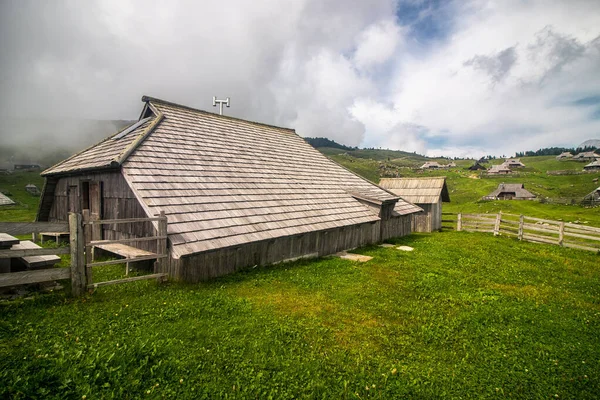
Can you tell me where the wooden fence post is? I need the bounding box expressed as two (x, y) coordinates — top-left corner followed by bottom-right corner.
(154, 211), (168, 280)
(493, 212), (502, 236)
(518, 215), (524, 241)
(82, 210), (93, 286)
(558, 222), (565, 246)
(457, 213), (462, 231)
(69, 213), (86, 297)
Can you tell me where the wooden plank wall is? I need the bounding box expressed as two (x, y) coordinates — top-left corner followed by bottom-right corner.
(413, 203), (433, 232)
(381, 215), (412, 241)
(48, 172), (156, 252)
(169, 221), (381, 282)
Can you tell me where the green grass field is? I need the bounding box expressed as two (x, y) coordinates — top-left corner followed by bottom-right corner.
(0, 158), (599, 398)
(2, 233), (599, 398)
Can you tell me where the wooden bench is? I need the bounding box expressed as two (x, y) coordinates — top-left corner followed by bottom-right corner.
(11, 241), (61, 269)
(94, 243), (159, 275)
(39, 232), (70, 245)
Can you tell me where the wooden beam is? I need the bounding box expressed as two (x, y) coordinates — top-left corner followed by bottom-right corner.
(88, 236), (167, 247)
(0, 247), (70, 259)
(87, 273), (168, 289)
(0, 222), (69, 236)
(83, 217), (167, 225)
(87, 254), (167, 268)
(0, 268), (70, 288)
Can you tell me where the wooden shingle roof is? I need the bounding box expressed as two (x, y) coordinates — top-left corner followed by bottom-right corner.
(114, 96), (420, 258)
(0, 192), (15, 206)
(41, 117), (160, 176)
(379, 177), (450, 204)
(485, 183), (536, 199)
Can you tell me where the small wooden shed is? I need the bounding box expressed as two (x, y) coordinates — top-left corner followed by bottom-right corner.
(420, 162), (443, 170)
(582, 186), (600, 205)
(573, 152), (599, 161)
(583, 160), (600, 171)
(504, 159), (525, 168)
(0, 192), (15, 206)
(483, 183), (536, 200)
(37, 96), (422, 282)
(556, 152), (573, 160)
(487, 164), (512, 175)
(379, 177), (450, 232)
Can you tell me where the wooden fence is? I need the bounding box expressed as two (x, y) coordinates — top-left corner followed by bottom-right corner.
(457, 212), (600, 253)
(0, 212), (168, 296)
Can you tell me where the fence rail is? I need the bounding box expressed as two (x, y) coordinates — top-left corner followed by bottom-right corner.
(0, 212), (169, 296)
(456, 212), (600, 253)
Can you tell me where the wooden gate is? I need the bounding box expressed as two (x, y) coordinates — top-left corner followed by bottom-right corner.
(82, 211), (169, 290)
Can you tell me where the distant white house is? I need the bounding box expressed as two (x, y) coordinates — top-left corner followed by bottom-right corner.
(504, 158), (525, 168)
(584, 159), (600, 171)
(420, 161), (443, 169)
(487, 164), (512, 175)
(573, 151), (599, 161)
(556, 152), (573, 160)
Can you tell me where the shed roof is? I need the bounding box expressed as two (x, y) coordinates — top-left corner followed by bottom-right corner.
(487, 164), (512, 174)
(421, 161), (443, 169)
(485, 183), (536, 199)
(583, 186), (600, 201)
(379, 177), (450, 204)
(43, 96), (421, 258)
(584, 160), (600, 169)
(0, 192), (15, 206)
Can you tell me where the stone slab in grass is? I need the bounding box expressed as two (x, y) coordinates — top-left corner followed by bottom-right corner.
(397, 246), (414, 251)
(335, 251), (373, 262)
(379, 244), (395, 248)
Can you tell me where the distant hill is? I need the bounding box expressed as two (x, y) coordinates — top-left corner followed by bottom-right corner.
(304, 137), (430, 161)
(304, 137), (356, 151)
(578, 139), (600, 149)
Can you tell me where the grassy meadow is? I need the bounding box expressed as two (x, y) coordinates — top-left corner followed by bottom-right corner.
(0, 156), (599, 398)
(2, 233), (599, 398)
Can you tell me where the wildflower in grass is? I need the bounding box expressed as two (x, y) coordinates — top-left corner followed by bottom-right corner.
(180, 379), (184, 384)
(391, 368), (397, 374)
(82, 396), (86, 399)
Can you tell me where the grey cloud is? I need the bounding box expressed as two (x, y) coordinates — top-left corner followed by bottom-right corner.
(464, 46), (517, 83)
(0, 0), (395, 149)
(527, 26), (586, 82)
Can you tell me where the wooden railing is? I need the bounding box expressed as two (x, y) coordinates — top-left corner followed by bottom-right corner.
(0, 212), (169, 296)
(82, 210), (168, 290)
(457, 212), (600, 253)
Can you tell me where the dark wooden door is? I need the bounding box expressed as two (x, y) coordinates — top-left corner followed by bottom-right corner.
(68, 185), (79, 213)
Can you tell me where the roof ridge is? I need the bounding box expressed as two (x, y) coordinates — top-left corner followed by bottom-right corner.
(141, 95), (296, 134)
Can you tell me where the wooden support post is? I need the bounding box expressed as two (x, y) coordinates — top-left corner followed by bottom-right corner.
(32, 232), (39, 243)
(558, 222), (565, 246)
(69, 213), (86, 297)
(518, 215), (524, 241)
(457, 213), (462, 231)
(155, 211), (167, 277)
(494, 212), (502, 236)
(82, 210), (93, 286)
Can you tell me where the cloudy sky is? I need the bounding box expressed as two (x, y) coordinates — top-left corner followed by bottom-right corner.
(1, 0), (599, 158)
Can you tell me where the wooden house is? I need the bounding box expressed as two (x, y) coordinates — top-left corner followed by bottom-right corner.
(582, 186), (600, 205)
(482, 183), (536, 200)
(487, 164), (512, 175)
(467, 162), (486, 171)
(573, 151), (599, 161)
(504, 159), (525, 168)
(583, 159), (600, 171)
(379, 177), (449, 232)
(556, 152), (573, 160)
(37, 96), (422, 282)
(420, 161), (443, 169)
